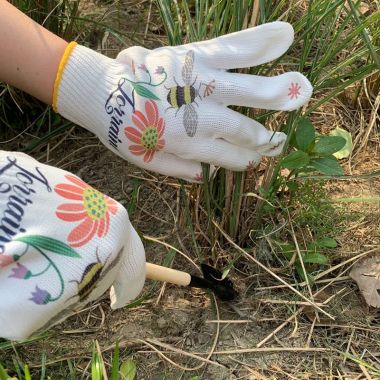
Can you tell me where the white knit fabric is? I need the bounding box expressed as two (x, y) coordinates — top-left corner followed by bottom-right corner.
(56, 22), (313, 182)
(0, 151), (145, 340)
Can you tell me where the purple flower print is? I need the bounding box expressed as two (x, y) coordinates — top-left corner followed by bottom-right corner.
(9, 263), (32, 279)
(29, 286), (51, 305)
(155, 66), (165, 75)
(138, 64), (149, 73)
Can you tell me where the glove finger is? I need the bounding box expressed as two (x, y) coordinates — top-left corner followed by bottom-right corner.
(109, 139), (207, 182)
(214, 71), (312, 110)
(170, 139), (263, 171)
(178, 21), (294, 70)
(197, 105), (286, 155)
(110, 221), (146, 309)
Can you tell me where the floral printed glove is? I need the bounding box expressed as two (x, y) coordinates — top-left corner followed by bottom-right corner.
(0, 151), (145, 341)
(53, 22), (312, 182)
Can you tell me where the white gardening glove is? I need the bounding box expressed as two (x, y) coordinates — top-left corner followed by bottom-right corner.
(0, 151), (145, 341)
(54, 22), (312, 182)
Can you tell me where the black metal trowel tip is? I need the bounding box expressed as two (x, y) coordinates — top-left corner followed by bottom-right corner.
(200, 264), (237, 301)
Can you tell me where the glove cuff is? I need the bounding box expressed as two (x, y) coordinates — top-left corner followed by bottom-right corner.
(52, 41), (78, 112)
(53, 43), (130, 146)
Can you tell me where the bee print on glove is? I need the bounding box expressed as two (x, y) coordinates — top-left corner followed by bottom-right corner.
(166, 51), (215, 137)
(33, 247), (125, 336)
(69, 248), (123, 303)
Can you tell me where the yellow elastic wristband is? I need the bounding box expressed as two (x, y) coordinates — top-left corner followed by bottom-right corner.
(52, 41), (78, 112)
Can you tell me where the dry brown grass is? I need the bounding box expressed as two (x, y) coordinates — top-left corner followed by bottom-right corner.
(1, 0), (380, 379)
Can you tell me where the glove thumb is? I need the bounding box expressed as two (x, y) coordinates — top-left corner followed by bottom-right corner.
(109, 220), (146, 309)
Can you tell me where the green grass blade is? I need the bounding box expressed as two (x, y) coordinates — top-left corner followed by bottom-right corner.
(110, 340), (120, 380)
(346, 0), (380, 69)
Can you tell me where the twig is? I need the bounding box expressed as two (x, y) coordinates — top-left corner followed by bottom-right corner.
(288, 211), (313, 300)
(138, 338), (223, 369)
(343, 328), (355, 365)
(259, 299), (324, 307)
(205, 347), (329, 355)
(255, 277), (350, 291)
(306, 316), (317, 348)
(143, 235), (200, 273)
(256, 311), (301, 348)
(206, 319), (253, 324)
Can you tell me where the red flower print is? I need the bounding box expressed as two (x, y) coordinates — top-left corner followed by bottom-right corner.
(288, 82), (301, 100)
(125, 100), (165, 163)
(55, 175), (119, 247)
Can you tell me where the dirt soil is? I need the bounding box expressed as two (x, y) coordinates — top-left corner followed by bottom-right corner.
(1, 1), (380, 379)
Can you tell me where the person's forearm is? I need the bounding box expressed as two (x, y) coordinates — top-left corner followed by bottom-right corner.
(0, 0), (68, 104)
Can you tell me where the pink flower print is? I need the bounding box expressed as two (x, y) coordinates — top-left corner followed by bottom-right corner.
(125, 100), (165, 163)
(288, 82), (301, 100)
(30, 286), (51, 305)
(194, 173), (203, 182)
(9, 263), (31, 279)
(55, 175), (119, 247)
(0, 254), (15, 268)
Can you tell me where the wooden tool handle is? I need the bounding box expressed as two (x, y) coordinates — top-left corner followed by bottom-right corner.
(145, 263), (191, 286)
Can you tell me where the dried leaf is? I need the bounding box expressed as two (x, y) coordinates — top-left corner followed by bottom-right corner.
(303, 290), (331, 323)
(350, 255), (380, 308)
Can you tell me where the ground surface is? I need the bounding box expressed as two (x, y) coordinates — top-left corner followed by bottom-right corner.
(1, 1), (380, 379)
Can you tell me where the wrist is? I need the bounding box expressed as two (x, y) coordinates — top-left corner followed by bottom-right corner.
(54, 43), (132, 148)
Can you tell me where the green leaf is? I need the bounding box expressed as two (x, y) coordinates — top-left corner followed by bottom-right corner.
(132, 83), (160, 100)
(316, 237), (337, 248)
(0, 363), (10, 380)
(189, 377), (201, 380)
(221, 267), (231, 281)
(310, 156), (344, 175)
(286, 180), (299, 192)
(330, 127), (353, 159)
(15, 235), (80, 258)
(127, 178), (140, 217)
(296, 118), (315, 151)
(120, 359), (136, 380)
(281, 151), (310, 170)
(303, 252), (328, 265)
(110, 341), (120, 380)
(314, 136), (346, 156)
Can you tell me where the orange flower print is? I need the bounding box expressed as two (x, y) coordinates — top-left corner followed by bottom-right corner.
(55, 175), (118, 247)
(125, 100), (165, 163)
